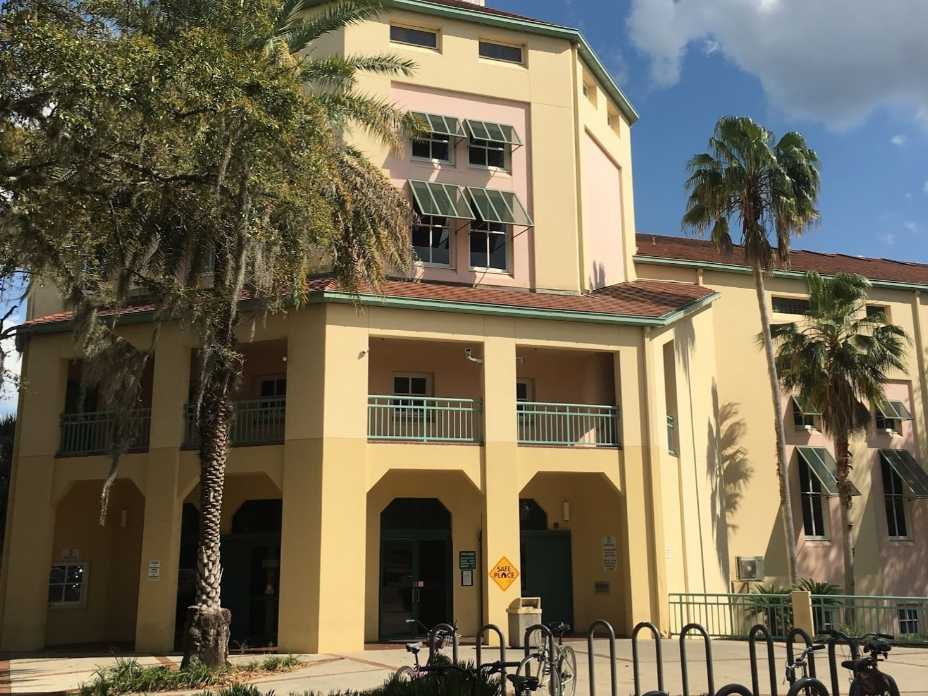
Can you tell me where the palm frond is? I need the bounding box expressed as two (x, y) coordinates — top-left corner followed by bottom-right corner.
(275, 0), (383, 55)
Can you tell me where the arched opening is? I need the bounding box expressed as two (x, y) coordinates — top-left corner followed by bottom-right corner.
(379, 498), (452, 641)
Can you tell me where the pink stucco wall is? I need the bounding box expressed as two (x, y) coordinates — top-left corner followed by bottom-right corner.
(386, 83), (533, 289)
(580, 132), (625, 290)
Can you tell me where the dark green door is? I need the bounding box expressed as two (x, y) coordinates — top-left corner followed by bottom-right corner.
(520, 530), (574, 627)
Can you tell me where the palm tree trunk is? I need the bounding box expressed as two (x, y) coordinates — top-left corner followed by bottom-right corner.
(835, 435), (855, 596)
(753, 264), (799, 584)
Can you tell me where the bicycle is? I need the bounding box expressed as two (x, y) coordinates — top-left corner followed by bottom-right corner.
(518, 622), (577, 696)
(396, 620), (464, 682)
(826, 630), (900, 696)
(785, 643), (830, 696)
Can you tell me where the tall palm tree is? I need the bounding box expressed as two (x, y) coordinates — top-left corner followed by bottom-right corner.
(683, 116), (821, 584)
(773, 272), (907, 594)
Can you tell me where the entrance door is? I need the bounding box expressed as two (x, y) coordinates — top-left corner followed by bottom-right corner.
(521, 530), (574, 627)
(379, 498), (452, 641)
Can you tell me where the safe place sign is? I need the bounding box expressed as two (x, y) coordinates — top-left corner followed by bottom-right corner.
(489, 556), (519, 591)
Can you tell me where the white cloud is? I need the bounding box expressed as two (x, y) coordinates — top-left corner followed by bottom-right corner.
(0, 315), (21, 416)
(627, 0), (928, 129)
(891, 135), (907, 146)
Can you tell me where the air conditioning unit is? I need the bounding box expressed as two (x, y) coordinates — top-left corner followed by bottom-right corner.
(736, 556), (765, 582)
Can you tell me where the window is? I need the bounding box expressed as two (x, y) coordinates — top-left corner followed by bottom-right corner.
(390, 25), (438, 49)
(412, 215), (452, 266)
(899, 607), (920, 635)
(48, 562), (87, 606)
(798, 458), (827, 538)
(470, 220), (508, 271)
(607, 108), (621, 134)
(866, 304), (889, 322)
(582, 78), (597, 105)
(882, 457), (909, 538)
(876, 400), (911, 433)
(516, 380), (533, 402)
(479, 41), (523, 64)
(412, 133), (453, 163)
(259, 377), (286, 398)
(393, 374), (430, 399)
(792, 397), (821, 431)
(772, 297), (811, 315)
(469, 139), (508, 169)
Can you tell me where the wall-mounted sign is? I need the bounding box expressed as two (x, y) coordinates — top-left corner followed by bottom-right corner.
(601, 536), (618, 572)
(461, 570), (474, 587)
(147, 560), (161, 580)
(459, 551), (477, 571)
(489, 556), (519, 591)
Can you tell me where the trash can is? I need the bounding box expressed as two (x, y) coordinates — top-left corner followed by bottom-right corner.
(507, 597), (542, 648)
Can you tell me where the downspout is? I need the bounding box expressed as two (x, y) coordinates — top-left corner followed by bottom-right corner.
(913, 290), (928, 461)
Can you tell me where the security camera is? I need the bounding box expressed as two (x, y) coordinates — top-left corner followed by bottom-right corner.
(464, 347), (483, 364)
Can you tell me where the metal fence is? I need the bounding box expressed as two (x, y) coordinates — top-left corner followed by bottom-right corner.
(184, 397), (286, 448)
(669, 592), (793, 639)
(367, 396), (482, 444)
(517, 402), (620, 448)
(810, 594), (928, 643)
(58, 408), (151, 456)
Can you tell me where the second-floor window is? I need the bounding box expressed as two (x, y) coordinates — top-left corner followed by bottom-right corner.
(798, 458), (827, 538)
(772, 296), (811, 315)
(882, 457), (909, 538)
(470, 220), (508, 271)
(479, 41), (523, 64)
(412, 132), (453, 163)
(876, 400), (911, 433)
(469, 138), (509, 169)
(390, 25), (438, 49)
(412, 215), (451, 266)
(792, 396), (821, 431)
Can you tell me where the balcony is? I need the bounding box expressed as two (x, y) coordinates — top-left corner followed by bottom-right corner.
(368, 396), (482, 444)
(58, 409), (151, 457)
(183, 397), (286, 448)
(517, 402), (619, 448)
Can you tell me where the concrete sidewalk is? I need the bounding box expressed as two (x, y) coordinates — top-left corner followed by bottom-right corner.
(3, 640), (928, 695)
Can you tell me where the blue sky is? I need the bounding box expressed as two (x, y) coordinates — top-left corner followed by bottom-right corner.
(495, 0), (928, 263)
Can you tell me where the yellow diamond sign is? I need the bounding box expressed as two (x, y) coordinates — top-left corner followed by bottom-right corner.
(489, 555), (519, 591)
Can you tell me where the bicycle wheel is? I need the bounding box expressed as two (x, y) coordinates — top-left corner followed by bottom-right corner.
(555, 646), (577, 696)
(848, 672), (901, 696)
(715, 685), (753, 696)
(395, 666), (416, 683)
(518, 653), (552, 695)
(786, 677), (830, 696)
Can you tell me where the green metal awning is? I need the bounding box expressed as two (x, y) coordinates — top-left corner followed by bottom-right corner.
(796, 447), (861, 497)
(464, 119), (523, 147)
(880, 450), (928, 498)
(792, 396), (821, 416)
(408, 181), (475, 220)
(466, 187), (533, 227)
(410, 112), (467, 139)
(876, 400), (912, 420)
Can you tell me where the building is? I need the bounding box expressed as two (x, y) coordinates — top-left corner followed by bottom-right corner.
(1, 0), (927, 654)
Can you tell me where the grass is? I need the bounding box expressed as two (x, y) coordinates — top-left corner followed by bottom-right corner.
(79, 655), (302, 696)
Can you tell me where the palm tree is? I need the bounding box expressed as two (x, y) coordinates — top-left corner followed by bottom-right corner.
(772, 272), (907, 594)
(683, 116), (821, 584)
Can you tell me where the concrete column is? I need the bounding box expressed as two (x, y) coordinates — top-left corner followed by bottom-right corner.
(480, 334), (521, 637)
(0, 337), (68, 649)
(134, 331), (190, 652)
(616, 343), (667, 633)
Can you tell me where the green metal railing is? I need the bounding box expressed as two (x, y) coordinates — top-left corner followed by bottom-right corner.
(58, 408), (151, 457)
(517, 401), (619, 448)
(368, 396), (482, 443)
(184, 397), (286, 448)
(667, 415), (677, 454)
(811, 594), (928, 643)
(669, 592), (792, 639)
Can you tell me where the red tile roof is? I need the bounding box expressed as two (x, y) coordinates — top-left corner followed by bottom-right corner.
(635, 234), (928, 287)
(22, 277), (715, 331)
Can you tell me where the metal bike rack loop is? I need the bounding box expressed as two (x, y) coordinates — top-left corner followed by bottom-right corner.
(824, 632), (860, 696)
(524, 623), (556, 696)
(586, 620), (618, 696)
(679, 623), (714, 696)
(431, 622), (460, 664)
(476, 623), (508, 673)
(631, 621), (665, 696)
(785, 627), (816, 684)
(747, 624), (777, 696)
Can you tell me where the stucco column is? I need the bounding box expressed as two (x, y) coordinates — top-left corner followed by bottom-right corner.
(616, 343), (668, 633)
(480, 334), (521, 638)
(0, 338), (68, 649)
(134, 331), (189, 652)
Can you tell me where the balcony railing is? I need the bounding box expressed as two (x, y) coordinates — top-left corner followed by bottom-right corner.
(58, 409), (151, 457)
(184, 397), (286, 448)
(368, 396), (482, 444)
(517, 402), (620, 448)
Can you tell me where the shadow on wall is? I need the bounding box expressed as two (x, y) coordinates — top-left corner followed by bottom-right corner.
(589, 261), (606, 292)
(707, 387), (754, 581)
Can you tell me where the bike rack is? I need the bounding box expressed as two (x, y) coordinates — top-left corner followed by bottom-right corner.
(586, 620), (618, 696)
(631, 621), (665, 696)
(431, 622), (460, 664)
(475, 623), (507, 674)
(524, 623), (556, 695)
(785, 627), (816, 684)
(679, 623), (714, 696)
(747, 624), (777, 696)
(824, 632), (861, 696)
